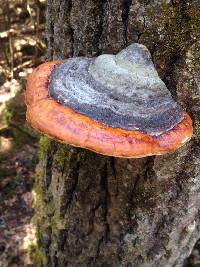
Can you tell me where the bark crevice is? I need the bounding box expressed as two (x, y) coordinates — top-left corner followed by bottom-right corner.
(122, 0), (132, 45)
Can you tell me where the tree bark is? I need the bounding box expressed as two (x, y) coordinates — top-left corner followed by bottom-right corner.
(33, 1), (200, 266)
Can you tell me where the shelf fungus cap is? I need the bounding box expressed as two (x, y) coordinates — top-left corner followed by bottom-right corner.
(26, 44), (192, 158)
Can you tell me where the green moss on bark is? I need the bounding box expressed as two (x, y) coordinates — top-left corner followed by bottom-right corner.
(161, 1), (200, 55)
(29, 243), (48, 267)
(161, 1), (190, 55)
(31, 136), (72, 266)
(38, 135), (52, 161)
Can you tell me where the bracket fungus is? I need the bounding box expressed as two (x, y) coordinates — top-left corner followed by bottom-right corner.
(26, 43), (192, 158)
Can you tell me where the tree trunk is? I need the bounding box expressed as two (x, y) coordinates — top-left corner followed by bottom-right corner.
(33, 1), (200, 266)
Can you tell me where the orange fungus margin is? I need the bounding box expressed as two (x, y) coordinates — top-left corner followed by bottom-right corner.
(26, 61), (193, 158)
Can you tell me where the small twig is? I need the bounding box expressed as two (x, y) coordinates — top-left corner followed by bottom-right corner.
(13, 60), (33, 72)
(5, 0), (14, 78)
(9, 36), (14, 79)
(34, 3), (40, 62)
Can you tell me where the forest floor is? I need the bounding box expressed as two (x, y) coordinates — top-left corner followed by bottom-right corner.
(0, 141), (37, 266)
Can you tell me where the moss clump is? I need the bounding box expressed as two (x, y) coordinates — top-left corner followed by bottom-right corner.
(161, 1), (200, 56)
(28, 243), (48, 267)
(38, 135), (52, 161)
(52, 208), (70, 234)
(53, 143), (70, 172)
(161, 1), (191, 55)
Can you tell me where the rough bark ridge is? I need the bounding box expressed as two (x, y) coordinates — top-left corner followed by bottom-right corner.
(34, 1), (200, 266)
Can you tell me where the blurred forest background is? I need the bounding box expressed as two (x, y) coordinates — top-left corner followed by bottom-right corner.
(0, 0), (199, 267)
(0, 0), (45, 266)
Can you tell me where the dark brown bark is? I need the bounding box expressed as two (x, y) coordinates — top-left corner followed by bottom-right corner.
(34, 1), (200, 266)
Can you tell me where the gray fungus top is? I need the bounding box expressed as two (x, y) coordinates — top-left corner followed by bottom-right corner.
(48, 43), (184, 136)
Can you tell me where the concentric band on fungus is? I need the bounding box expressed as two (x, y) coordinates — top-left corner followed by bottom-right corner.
(26, 61), (193, 158)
